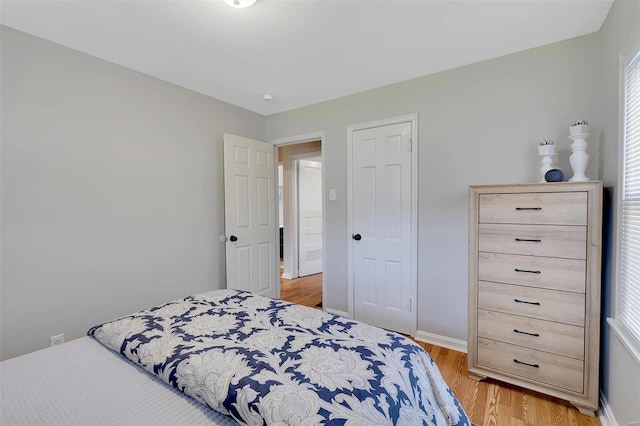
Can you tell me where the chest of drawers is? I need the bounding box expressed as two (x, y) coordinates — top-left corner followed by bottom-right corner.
(468, 182), (602, 416)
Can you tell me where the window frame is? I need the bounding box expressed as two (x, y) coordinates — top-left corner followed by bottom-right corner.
(609, 42), (640, 366)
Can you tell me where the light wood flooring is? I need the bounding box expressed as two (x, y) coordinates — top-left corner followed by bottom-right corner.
(280, 272), (323, 308)
(280, 273), (601, 426)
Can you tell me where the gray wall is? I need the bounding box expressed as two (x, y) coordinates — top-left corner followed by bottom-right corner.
(267, 34), (599, 341)
(0, 26), (266, 360)
(597, 0), (640, 424)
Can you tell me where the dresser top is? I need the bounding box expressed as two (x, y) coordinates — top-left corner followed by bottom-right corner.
(470, 181), (602, 194)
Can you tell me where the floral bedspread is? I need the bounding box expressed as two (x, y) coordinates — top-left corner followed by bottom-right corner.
(88, 289), (469, 425)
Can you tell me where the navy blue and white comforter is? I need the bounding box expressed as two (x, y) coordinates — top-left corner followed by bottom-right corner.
(88, 289), (469, 425)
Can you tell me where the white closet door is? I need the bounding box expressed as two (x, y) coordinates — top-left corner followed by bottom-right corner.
(351, 121), (413, 334)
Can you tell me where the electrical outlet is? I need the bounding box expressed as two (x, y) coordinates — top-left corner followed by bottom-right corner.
(49, 334), (65, 347)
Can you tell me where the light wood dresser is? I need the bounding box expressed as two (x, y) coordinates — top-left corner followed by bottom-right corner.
(468, 182), (602, 416)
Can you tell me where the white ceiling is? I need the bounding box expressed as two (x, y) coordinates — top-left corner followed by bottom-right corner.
(0, 0), (613, 116)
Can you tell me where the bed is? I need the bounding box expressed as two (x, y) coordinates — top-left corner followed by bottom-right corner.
(1, 289), (470, 425)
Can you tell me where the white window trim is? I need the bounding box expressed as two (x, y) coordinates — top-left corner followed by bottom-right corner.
(607, 318), (640, 365)
(611, 43), (640, 367)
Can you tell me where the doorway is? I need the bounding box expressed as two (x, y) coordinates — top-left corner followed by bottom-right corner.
(272, 134), (325, 309)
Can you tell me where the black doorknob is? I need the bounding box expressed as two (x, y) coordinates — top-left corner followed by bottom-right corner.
(352, 234), (362, 241)
(229, 235), (238, 242)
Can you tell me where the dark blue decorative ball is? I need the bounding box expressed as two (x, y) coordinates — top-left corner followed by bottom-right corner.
(545, 169), (564, 182)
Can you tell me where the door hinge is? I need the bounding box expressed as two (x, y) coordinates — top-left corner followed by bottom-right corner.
(407, 139), (412, 152)
(406, 298), (412, 312)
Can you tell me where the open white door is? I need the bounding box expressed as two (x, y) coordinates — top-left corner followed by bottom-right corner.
(298, 158), (323, 277)
(224, 133), (278, 299)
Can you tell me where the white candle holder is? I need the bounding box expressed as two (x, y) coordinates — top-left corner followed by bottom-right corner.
(569, 132), (590, 182)
(539, 153), (556, 182)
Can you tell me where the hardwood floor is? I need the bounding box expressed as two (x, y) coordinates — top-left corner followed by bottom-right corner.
(280, 272), (322, 309)
(280, 273), (601, 426)
(419, 342), (601, 426)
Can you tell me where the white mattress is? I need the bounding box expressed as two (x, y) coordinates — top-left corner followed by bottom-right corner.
(0, 336), (238, 425)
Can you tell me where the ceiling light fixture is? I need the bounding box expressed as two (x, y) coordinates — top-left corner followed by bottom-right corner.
(262, 94), (274, 102)
(223, 0), (257, 8)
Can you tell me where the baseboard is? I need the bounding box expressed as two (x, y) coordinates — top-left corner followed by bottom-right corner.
(281, 272), (293, 280)
(598, 390), (618, 426)
(325, 308), (350, 318)
(414, 330), (467, 353)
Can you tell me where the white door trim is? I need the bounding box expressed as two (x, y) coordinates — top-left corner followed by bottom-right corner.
(270, 132), (326, 304)
(346, 114), (418, 334)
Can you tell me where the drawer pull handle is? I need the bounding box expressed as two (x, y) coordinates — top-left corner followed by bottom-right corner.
(514, 298), (541, 306)
(515, 238), (542, 243)
(513, 359), (539, 368)
(514, 268), (541, 274)
(514, 329), (540, 337)
(515, 207), (542, 211)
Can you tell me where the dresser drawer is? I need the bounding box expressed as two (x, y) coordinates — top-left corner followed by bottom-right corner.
(478, 338), (584, 393)
(477, 309), (585, 360)
(479, 223), (587, 259)
(478, 252), (586, 293)
(478, 281), (585, 326)
(479, 192), (587, 225)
